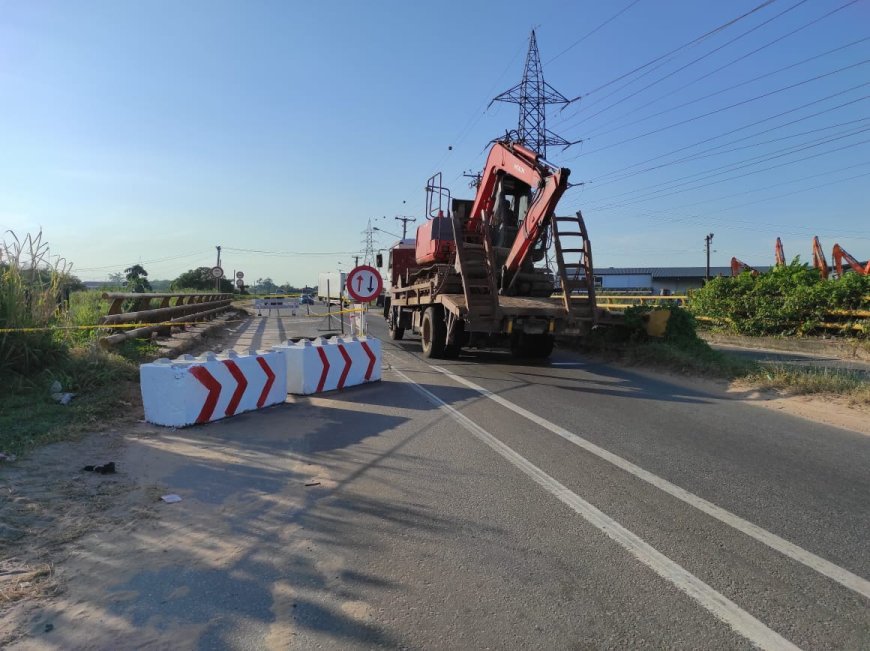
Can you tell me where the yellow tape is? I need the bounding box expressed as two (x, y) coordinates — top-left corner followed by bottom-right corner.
(0, 308), (369, 333)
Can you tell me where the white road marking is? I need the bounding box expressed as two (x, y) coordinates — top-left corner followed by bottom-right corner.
(428, 363), (870, 601)
(393, 367), (801, 651)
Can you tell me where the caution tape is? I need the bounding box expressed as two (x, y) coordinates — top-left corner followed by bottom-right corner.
(0, 308), (370, 334)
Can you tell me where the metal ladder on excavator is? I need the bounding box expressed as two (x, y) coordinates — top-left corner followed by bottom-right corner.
(552, 210), (596, 320)
(453, 215), (500, 329)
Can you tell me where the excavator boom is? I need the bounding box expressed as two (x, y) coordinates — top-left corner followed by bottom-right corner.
(812, 236), (829, 280)
(466, 140), (570, 275)
(832, 243), (870, 277)
(730, 257), (757, 276)
(774, 237), (785, 266)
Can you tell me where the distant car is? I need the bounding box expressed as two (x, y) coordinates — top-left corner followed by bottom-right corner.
(300, 295), (314, 305)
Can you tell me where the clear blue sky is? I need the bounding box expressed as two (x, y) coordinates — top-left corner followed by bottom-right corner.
(1, 0), (868, 285)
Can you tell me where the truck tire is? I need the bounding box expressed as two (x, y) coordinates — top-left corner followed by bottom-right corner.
(388, 308), (404, 340)
(510, 333), (554, 360)
(443, 319), (466, 359)
(421, 306), (446, 359)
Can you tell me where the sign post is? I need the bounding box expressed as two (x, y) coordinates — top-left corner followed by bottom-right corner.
(346, 265), (382, 337)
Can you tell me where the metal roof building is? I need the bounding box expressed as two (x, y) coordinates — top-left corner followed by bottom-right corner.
(594, 266), (771, 293)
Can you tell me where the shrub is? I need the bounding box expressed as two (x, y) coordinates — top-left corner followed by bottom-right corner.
(689, 260), (870, 336)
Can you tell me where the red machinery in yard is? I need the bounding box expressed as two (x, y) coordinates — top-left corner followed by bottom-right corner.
(832, 243), (870, 278)
(382, 138), (599, 359)
(730, 257), (758, 276)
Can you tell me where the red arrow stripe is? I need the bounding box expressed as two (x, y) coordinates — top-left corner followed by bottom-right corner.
(222, 360), (248, 416)
(256, 357), (276, 407)
(360, 342), (376, 380)
(315, 347), (330, 393)
(337, 345), (352, 389)
(190, 366), (221, 424)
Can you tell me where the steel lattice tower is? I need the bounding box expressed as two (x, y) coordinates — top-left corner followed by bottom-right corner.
(491, 30), (571, 158)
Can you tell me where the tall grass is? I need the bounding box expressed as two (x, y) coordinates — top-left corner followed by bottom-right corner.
(0, 231), (69, 377)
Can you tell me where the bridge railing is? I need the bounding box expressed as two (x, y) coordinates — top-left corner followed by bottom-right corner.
(99, 292), (233, 346)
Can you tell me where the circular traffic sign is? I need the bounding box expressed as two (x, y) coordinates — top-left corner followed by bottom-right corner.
(211, 266), (224, 279)
(346, 265), (383, 302)
(236, 271), (244, 279)
(236, 279), (244, 288)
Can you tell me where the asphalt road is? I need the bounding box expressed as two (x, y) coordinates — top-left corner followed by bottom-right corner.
(18, 310), (870, 650)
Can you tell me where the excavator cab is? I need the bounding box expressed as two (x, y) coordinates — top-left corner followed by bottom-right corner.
(415, 172), (457, 265)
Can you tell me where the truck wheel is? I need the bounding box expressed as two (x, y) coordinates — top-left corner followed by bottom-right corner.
(421, 306), (446, 359)
(443, 320), (466, 359)
(531, 334), (554, 359)
(388, 308), (404, 340)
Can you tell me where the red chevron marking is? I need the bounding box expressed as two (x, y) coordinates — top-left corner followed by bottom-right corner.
(256, 357), (276, 407)
(337, 345), (352, 390)
(316, 347), (330, 393)
(360, 342), (376, 381)
(190, 366), (221, 424)
(222, 360), (248, 416)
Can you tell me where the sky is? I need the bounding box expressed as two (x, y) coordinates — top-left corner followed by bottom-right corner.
(1, 0), (868, 285)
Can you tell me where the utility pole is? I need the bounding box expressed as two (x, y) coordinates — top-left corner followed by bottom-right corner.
(394, 216), (416, 240)
(215, 245), (222, 291)
(705, 233), (714, 282)
(361, 219), (375, 265)
(353, 255), (360, 267)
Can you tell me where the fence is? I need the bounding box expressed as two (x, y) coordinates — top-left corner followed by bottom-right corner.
(99, 292), (233, 346)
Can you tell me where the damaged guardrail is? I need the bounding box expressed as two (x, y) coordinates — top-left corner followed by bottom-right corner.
(99, 292), (233, 346)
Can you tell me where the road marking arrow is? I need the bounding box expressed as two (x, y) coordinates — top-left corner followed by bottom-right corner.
(189, 366), (221, 424)
(222, 360), (248, 416)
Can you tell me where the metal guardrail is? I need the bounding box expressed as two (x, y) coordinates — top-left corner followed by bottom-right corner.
(99, 292), (233, 346)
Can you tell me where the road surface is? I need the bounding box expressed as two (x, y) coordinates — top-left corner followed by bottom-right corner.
(14, 309), (870, 650)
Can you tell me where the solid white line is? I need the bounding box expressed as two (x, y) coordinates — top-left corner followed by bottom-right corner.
(428, 363), (870, 601)
(393, 368), (801, 651)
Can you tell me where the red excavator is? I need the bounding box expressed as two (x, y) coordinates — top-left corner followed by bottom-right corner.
(730, 257), (758, 276)
(812, 236), (829, 280)
(774, 237), (786, 267)
(383, 138), (597, 359)
(832, 243), (870, 278)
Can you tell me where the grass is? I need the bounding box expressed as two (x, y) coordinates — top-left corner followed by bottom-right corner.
(744, 364), (870, 406)
(582, 306), (870, 407)
(0, 345), (141, 456)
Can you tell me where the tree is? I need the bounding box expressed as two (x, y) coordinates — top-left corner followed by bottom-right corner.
(124, 264), (152, 293)
(171, 267), (234, 292)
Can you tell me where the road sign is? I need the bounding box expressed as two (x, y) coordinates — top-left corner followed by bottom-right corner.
(211, 266), (224, 279)
(346, 265), (383, 302)
(236, 271), (244, 279)
(236, 279), (244, 288)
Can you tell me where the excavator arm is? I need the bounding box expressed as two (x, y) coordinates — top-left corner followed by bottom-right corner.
(812, 236), (829, 280)
(774, 237), (785, 267)
(730, 257), (757, 276)
(466, 140), (570, 275)
(832, 244), (870, 277)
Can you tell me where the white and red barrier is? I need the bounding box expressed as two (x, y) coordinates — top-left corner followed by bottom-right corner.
(272, 336), (381, 395)
(140, 350), (287, 427)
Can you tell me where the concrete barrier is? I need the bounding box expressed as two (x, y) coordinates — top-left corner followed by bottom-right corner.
(254, 297), (299, 316)
(140, 350), (287, 427)
(272, 336), (381, 395)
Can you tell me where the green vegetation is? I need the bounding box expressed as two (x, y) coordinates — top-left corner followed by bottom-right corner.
(689, 260), (870, 336)
(171, 267), (235, 292)
(585, 304), (870, 406)
(0, 231), (147, 455)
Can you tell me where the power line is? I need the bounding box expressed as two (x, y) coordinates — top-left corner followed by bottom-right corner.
(577, 130), (870, 211)
(565, 0), (779, 104)
(545, 0), (645, 64)
(74, 249), (212, 272)
(585, 36), (870, 140)
(585, 88), (870, 182)
(584, 115), (870, 191)
(222, 247), (363, 256)
(562, 0), (813, 131)
(565, 62), (870, 161)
